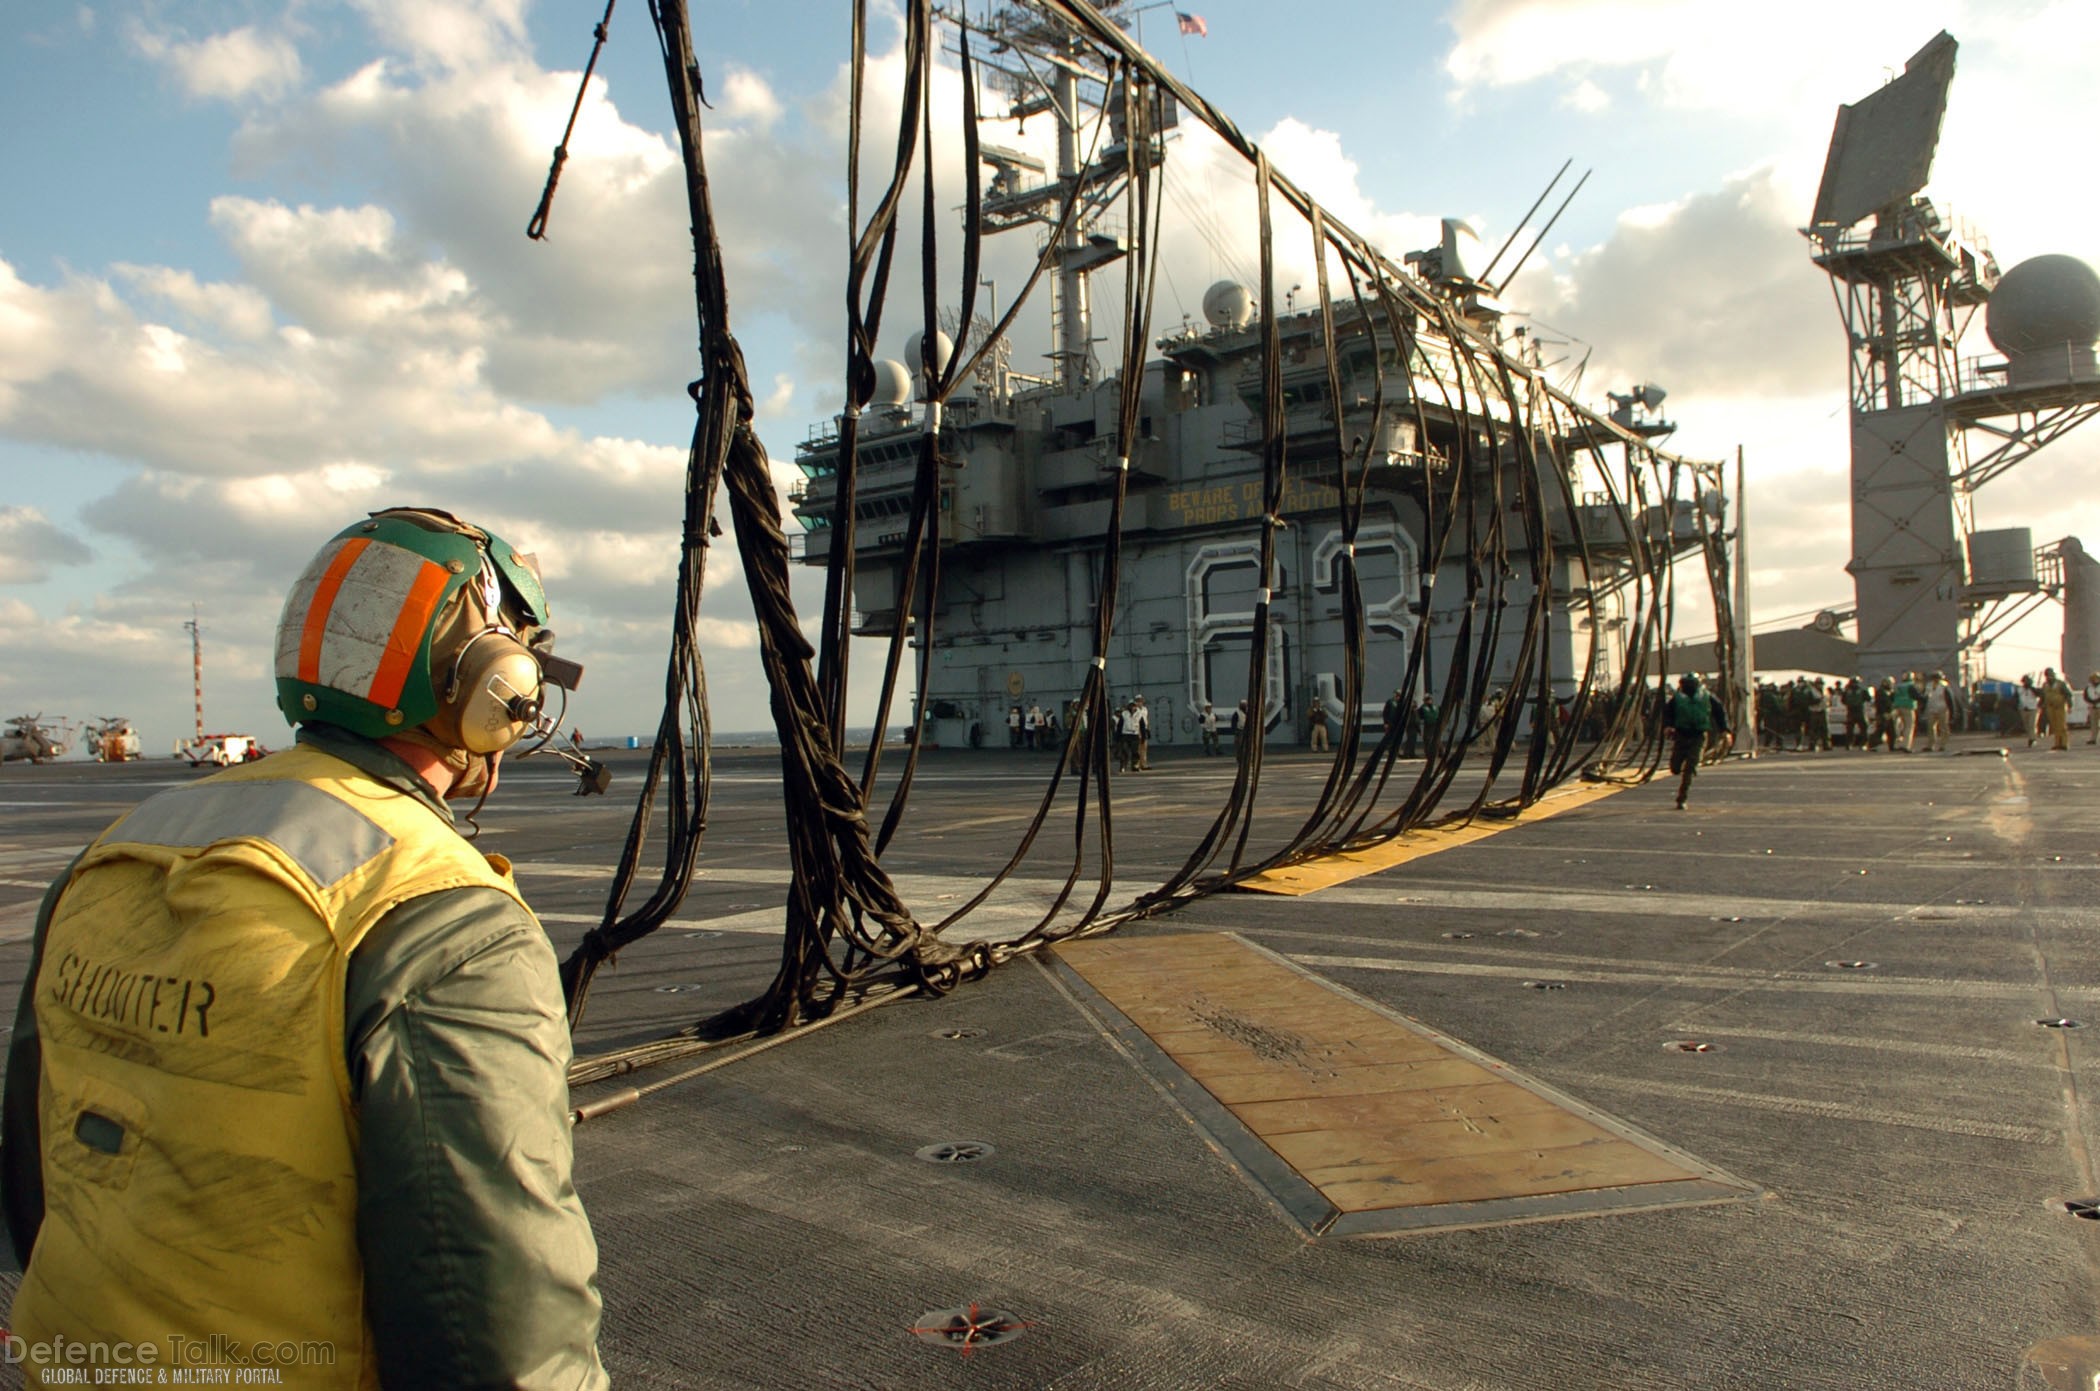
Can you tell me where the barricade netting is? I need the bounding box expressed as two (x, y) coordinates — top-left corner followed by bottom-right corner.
(552, 0), (1740, 1090)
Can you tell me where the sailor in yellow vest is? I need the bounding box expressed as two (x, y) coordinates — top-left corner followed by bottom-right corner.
(1, 509), (606, 1389)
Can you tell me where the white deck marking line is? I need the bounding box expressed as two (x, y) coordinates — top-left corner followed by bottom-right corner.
(1298, 882), (2030, 922)
(1557, 1071), (2051, 1145)
(1475, 839), (2052, 867)
(1242, 924), (2012, 984)
(1287, 951), (2100, 1002)
(537, 901), (1044, 944)
(1660, 1023), (2031, 1066)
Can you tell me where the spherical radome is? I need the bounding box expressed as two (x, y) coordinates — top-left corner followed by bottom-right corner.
(1986, 254), (2100, 357)
(1202, 280), (1253, 330)
(903, 329), (955, 375)
(870, 359), (913, 407)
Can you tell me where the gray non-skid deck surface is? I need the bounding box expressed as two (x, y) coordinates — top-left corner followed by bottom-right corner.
(2, 739), (2097, 1388)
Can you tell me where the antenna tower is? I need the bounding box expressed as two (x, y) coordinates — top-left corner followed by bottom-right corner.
(183, 604), (204, 740)
(955, 0), (1166, 391)
(1805, 32), (2100, 681)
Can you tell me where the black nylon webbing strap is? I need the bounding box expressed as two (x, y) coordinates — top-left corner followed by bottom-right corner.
(535, 0), (1736, 1089)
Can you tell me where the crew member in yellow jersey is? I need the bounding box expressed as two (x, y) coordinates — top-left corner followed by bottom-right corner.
(1, 508), (606, 1389)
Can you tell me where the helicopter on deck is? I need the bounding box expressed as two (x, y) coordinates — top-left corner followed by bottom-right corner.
(85, 717), (142, 763)
(2, 715), (71, 765)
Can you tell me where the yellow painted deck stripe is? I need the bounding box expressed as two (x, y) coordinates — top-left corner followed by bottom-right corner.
(1056, 932), (1705, 1216)
(1238, 778), (1630, 895)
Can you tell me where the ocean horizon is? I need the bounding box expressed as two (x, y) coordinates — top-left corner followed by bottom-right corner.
(590, 728), (904, 751)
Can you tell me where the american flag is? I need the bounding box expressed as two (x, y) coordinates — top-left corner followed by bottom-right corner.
(1176, 11), (1208, 37)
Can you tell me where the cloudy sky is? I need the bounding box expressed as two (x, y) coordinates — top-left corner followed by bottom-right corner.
(4, 0), (2095, 753)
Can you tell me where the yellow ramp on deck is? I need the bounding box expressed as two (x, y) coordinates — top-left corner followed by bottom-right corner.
(1054, 932), (1756, 1235)
(1239, 778), (1630, 895)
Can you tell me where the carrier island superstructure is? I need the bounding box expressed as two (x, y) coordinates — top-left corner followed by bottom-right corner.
(789, 2), (1713, 750)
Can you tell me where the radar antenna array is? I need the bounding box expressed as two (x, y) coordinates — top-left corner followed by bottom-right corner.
(1804, 31), (2100, 684)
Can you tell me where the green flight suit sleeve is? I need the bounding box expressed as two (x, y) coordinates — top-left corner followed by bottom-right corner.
(345, 887), (609, 1391)
(0, 864), (77, 1269)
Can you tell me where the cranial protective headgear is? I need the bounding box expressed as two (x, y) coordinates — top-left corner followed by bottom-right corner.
(273, 508), (580, 755)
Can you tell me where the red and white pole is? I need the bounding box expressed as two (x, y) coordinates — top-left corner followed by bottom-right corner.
(185, 606), (204, 740)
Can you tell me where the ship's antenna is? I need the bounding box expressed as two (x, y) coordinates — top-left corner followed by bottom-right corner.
(955, 1), (1147, 390)
(183, 603), (203, 740)
(1494, 166), (1590, 297)
(1477, 158), (1571, 287)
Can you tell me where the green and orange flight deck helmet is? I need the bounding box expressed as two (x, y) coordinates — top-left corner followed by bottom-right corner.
(272, 507), (580, 747)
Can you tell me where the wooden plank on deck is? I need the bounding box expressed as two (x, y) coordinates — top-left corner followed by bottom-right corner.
(1055, 931), (1757, 1233)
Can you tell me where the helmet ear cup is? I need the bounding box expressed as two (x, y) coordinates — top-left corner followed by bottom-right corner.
(446, 631), (544, 755)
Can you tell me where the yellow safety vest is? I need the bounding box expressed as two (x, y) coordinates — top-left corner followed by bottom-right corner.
(10, 745), (533, 1388)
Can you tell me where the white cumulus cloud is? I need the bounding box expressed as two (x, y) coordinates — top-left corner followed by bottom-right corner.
(133, 23), (304, 102)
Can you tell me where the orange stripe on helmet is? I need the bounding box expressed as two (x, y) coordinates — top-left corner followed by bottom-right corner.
(296, 537), (370, 685)
(366, 559), (453, 711)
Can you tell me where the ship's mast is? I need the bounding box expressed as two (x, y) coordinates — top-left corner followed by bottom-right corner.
(184, 603), (204, 740)
(959, 1), (1163, 392)
(1803, 35), (1980, 682)
(1805, 31), (2100, 684)
(1050, 54), (1089, 384)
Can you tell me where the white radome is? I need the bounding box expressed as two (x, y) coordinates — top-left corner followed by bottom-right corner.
(903, 329), (955, 376)
(1985, 254), (2100, 357)
(1202, 280), (1253, 331)
(869, 359), (913, 407)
